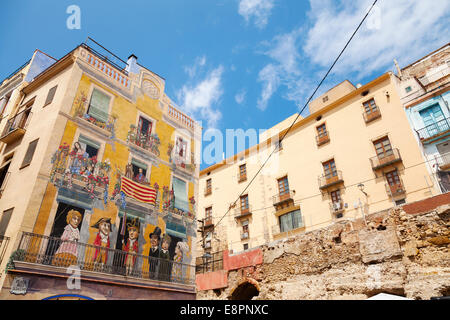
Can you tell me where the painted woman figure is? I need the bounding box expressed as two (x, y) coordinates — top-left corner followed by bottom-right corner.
(171, 241), (189, 283)
(92, 217), (111, 271)
(53, 210), (82, 267)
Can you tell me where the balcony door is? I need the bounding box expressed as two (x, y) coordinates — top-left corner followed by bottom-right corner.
(386, 169), (401, 187)
(373, 137), (393, 159)
(138, 116), (152, 140)
(419, 104), (446, 137)
(323, 159), (337, 179)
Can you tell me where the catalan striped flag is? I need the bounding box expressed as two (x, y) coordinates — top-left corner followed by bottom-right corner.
(120, 176), (157, 204)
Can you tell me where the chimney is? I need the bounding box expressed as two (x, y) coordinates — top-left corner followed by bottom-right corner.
(393, 59), (402, 78)
(126, 54), (138, 73)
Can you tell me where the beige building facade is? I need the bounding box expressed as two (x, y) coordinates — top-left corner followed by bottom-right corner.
(197, 71), (442, 258)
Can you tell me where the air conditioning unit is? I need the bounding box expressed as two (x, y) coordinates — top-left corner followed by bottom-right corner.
(333, 201), (341, 211)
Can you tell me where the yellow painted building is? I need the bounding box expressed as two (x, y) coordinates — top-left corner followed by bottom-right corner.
(0, 40), (200, 299)
(197, 72), (442, 258)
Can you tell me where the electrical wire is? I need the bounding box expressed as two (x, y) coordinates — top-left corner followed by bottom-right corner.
(207, 0), (380, 237)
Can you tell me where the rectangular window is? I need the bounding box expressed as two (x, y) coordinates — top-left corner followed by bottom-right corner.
(316, 123), (327, 137)
(205, 178), (212, 195)
(88, 88), (111, 123)
(205, 206), (212, 219)
(43, 86), (57, 107)
(173, 176), (188, 211)
(0, 96), (10, 117)
(240, 195), (249, 211)
(176, 137), (187, 159)
(277, 176), (289, 196)
(131, 158), (148, 183)
(78, 135), (100, 159)
(279, 209), (302, 233)
(20, 139), (39, 169)
(386, 169), (401, 186)
(0, 208), (13, 235)
(0, 161), (11, 196)
(243, 243), (249, 250)
(373, 136), (393, 159)
(138, 116), (153, 138)
(363, 98), (377, 114)
(239, 164), (247, 181)
(323, 159), (337, 179)
(330, 189), (342, 204)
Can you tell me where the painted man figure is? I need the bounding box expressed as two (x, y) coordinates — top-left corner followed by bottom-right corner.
(158, 233), (172, 281)
(148, 226), (161, 279)
(123, 218), (140, 276)
(92, 217), (111, 271)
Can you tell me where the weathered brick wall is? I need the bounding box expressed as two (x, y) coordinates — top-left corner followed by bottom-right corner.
(197, 196), (450, 300)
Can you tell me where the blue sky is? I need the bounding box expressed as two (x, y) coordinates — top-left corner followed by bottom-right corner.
(1, 0), (449, 168)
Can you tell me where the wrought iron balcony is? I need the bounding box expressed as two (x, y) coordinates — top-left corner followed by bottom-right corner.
(416, 118), (450, 144)
(363, 108), (381, 123)
(0, 235), (10, 268)
(13, 232), (195, 285)
(272, 190), (295, 207)
(319, 170), (344, 190)
(432, 153), (450, 171)
(370, 149), (402, 171)
(238, 173), (247, 183)
(0, 108), (32, 144)
(126, 125), (161, 157)
(234, 205), (252, 220)
(329, 201), (345, 218)
(240, 231), (249, 240)
(385, 181), (406, 198)
(316, 131), (330, 146)
(204, 186), (212, 196)
(204, 217), (214, 228)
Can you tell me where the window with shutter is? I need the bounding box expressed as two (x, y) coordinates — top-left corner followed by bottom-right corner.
(43, 86), (57, 107)
(20, 139), (39, 169)
(173, 176), (188, 211)
(0, 208), (13, 235)
(87, 89), (110, 123)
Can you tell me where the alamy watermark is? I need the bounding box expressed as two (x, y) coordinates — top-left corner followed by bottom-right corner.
(66, 5), (81, 30)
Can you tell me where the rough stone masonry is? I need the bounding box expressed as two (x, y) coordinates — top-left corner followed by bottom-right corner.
(197, 200), (450, 300)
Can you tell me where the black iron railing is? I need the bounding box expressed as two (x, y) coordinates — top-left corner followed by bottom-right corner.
(195, 251), (223, 274)
(234, 205), (252, 219)
(0, 108), (32, 139)
(1, 59), (30, 84)
(272, 190), (295, 205)
(15, 232), (195, 285)
(370, 148), (402, 170)
(0, 235), (10, 268)
(416, 118), (450, 142)
(319, 170), (344, 189)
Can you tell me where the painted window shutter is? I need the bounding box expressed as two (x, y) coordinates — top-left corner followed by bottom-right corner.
(44, 86), (57, 106)
(21, 139), (39, 168)
(88, 89), (110, 123)
(78, 135), (101, 150)
(173, 177), (189, 211)
(131, 158), (148, 171)
(0, 208), (13, 235)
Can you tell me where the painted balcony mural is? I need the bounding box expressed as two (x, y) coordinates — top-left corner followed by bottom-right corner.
(50, 142), (111, 201)
(73, 92), (117, 138)
(167, 143), (195, 174)
(126, 124), (161, 157)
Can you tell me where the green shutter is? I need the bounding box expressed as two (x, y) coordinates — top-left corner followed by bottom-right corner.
(173, 177), (189, 211)
(88, 89), (110, 123)
(78, 135), (101, 150)
(131, 158), (148, 171)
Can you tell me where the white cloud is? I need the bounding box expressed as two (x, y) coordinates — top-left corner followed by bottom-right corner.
(235, 89), (247, 105)
(238, 0), (275, 29)
(178, 65), (224, 128)
(255, 0), (450, 112)
(304, 0), (450, 78)
(256, 29), (303, 111)
(184, 55), (207, 78)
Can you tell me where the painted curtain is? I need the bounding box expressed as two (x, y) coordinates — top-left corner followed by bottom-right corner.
(173, 176), (189, 211)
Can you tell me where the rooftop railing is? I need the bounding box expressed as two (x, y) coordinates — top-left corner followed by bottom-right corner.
(14, 232), (195, 285)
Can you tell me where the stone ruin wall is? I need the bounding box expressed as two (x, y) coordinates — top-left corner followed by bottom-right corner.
(197, 202), (450, 300)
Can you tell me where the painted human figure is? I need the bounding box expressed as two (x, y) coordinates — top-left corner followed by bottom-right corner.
(92, 217), (111, 271)
(123, 219), (139, 276)
(53, 210), (82, 267)
(125, 163), (133, 179)
(148, 227), (161, 279)
(158, 234), (172, 281)
(134, 168), (146, 184)
(171, 241), (189, 283)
